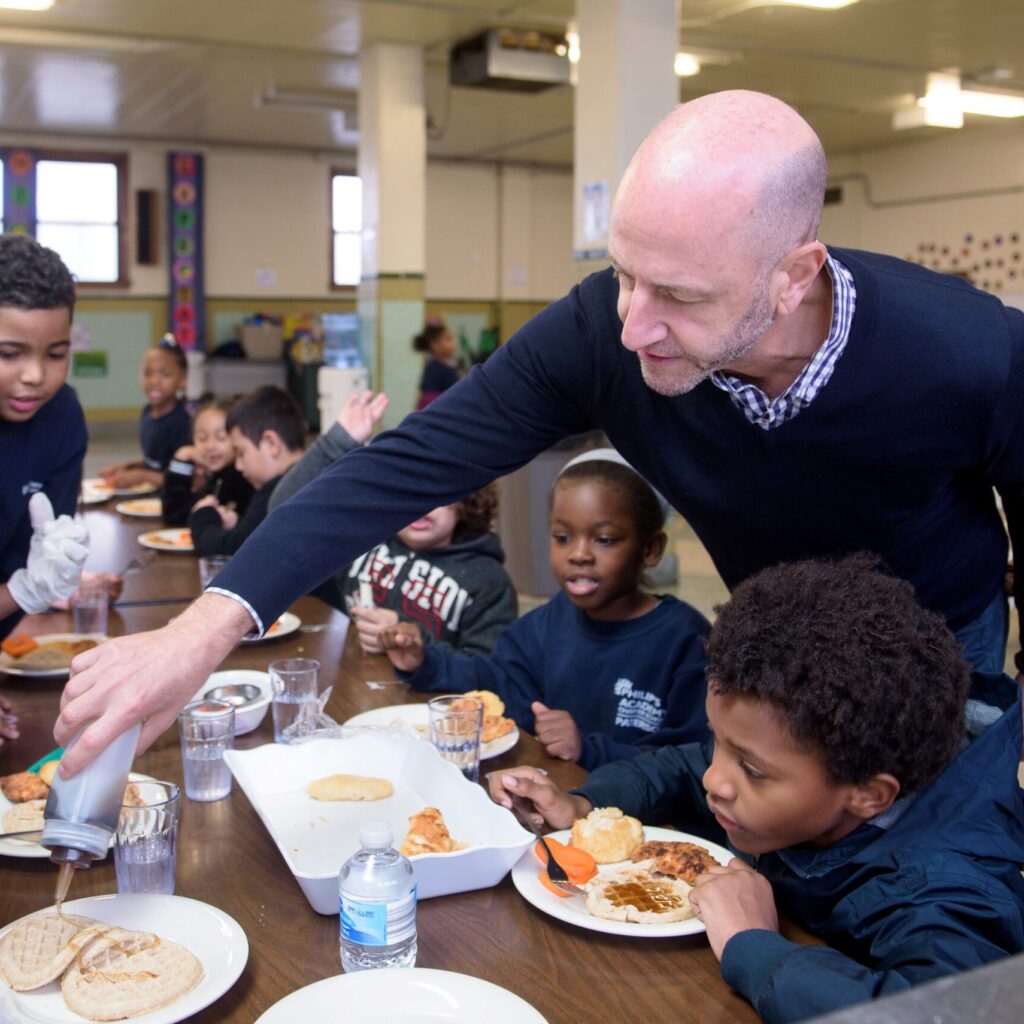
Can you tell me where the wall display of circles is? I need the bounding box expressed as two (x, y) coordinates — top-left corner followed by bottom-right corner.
(907, 231), (1022, 293)
(167, 152), (205, 350)
(1, 149), (36, 235)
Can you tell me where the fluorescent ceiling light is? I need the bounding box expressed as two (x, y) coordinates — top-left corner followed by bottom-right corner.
(0, 0), (55, 9)
(956, 88), (1024, 118)
(674, 53), (701, 77)
(772, 0), (858, 8)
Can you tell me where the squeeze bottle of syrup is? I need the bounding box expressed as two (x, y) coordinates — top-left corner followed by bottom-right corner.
(41, 724), (141, 902)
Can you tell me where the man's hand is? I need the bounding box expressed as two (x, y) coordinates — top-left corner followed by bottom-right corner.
(688, 858), (779, 960)
(338, 390), (389, 445)
(531, 702), (582, 761)
(0, 695), (19, 748)
(8, 493), (89, 613)
(487, 767), (592, 830)
(350, 606), (399, 655)
(56, 592), (255, 777)
(376, 622), (426, 673)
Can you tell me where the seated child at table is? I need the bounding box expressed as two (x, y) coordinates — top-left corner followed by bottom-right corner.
(0, 234), (89, 649)
(189, 385), (305, 557)
(379, 449), (710, 768)
(489, 555), (1024, 1024)
(98, 336), (191, 490)
(163, 395), (253, 525)
(269, 391), (518, 656)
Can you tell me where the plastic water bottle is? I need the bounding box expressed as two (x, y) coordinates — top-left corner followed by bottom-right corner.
(338, 821), (417, 972)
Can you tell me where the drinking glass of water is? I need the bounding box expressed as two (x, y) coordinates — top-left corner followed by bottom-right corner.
(269, 658), (320, 743)
(114, 780), (179, 895)
(178, 700), (235, 801)
(428, 695), (484, 782)
(71, 577), (109, 636)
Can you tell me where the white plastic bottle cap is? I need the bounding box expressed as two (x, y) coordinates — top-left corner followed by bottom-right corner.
(359, 821), (393, 849)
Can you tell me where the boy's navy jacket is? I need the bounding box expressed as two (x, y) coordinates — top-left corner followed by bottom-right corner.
(1, 385), (86, 638)
(140, 402), (191, 471)
(577, 698), (1024, 1023)
(401, 591), (711, 769)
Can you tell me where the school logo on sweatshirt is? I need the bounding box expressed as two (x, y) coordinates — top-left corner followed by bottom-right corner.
(613, 678), (664, 733)
(347, 545), (472, 640)
(21, 480), (43, 496)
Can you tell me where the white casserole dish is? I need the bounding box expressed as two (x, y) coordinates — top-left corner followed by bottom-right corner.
(224, 733), (533, 914)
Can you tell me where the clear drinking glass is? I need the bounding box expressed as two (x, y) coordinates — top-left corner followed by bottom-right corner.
(71, 577), (109, 636)
(198, 555), (231, 590)
(269, 658), (320, 743)
(178, 700), (235, 801)
(114, 780), (180, 895)
(428, 695), (484, 783)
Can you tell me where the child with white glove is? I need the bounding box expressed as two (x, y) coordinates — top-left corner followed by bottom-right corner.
(3, 493), (89, 616)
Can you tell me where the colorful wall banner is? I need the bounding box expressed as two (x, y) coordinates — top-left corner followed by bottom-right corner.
(167, 152), (204, 350)
(1, 149), (37, 236)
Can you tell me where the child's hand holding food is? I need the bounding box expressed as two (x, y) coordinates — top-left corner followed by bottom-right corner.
(531, 702), (583, 761)
(688, 858), (779, 960)
(350, 606), (399, 654)
(487, 766), (592, 830)
(377, 621), (426, 672)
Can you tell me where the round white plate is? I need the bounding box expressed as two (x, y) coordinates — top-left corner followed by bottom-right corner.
(0, 772), (156, 859)
(191, 669), (272, 736)
(239, 611), (302, 644)
(343, 702), (519, 760)
(139, 528), (194, 553)
(511, 826), (732, 938)
(0, 633), (107, 679)
(82, 478), (157, 502)
(0, 893), (248, 1022)
(255, 968), (547, 1023)
(116, 497), (163, 518)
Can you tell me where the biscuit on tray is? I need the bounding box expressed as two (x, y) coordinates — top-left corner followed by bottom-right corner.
(570, 807), (644, 864)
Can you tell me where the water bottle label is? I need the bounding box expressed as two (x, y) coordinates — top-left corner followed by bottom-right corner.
(340, 888), (416, 947)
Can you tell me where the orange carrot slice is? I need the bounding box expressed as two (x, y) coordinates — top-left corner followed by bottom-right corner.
(2, 634), (38, 658)
(537, 870), (573, 899)
(534, 837), (597, 885)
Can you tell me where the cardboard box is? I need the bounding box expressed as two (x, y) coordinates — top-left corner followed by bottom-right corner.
(235, 322), (284, 361)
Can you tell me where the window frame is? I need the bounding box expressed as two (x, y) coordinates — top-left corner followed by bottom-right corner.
(33, 148), (130, 289)
(328, 166), (361, 292)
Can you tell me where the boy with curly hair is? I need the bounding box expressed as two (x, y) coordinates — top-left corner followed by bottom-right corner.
(491, 554), (1024, 1023)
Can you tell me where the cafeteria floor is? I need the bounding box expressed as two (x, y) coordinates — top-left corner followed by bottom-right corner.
(84, 424), (1019, 675)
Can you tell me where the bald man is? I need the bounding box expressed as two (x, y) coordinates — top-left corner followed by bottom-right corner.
(59, 90), (1023, 771)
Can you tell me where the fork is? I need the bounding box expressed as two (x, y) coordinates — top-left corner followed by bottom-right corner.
(511, 796), (585, 897)
(119, 550), (156, 576)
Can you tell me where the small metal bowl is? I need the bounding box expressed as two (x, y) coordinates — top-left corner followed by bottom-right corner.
(204, 683), (262, 707)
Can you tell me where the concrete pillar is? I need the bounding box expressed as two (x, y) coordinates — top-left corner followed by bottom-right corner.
(358, 43), (427, 429)
(573, 0), (679, 276)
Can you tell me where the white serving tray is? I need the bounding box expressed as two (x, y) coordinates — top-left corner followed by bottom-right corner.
(224, 733), (533, 914)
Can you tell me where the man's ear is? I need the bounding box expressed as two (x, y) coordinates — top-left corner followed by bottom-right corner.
(772, 241), (827, 318)
(845, 773), (901, 822)
(643, 530), (668, 567)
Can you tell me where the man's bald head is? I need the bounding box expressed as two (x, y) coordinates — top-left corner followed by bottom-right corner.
(619, 91), (827, 272)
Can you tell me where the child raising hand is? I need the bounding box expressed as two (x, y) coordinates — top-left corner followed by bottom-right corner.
(378, 449), (710, 768)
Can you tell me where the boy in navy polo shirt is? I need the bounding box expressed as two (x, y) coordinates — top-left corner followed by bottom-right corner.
(0, 235), (90, 690)
(491, 555), (1024, 1024)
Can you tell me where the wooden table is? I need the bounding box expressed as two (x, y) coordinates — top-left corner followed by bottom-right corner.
(0, 507), (762, 1023)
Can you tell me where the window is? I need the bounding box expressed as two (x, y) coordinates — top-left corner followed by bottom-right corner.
(0, 150), (126, 285)
(331, 172), (362, 287)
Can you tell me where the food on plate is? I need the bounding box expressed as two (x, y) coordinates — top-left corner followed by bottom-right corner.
(61, 925), (204, 1021)
(266, 617), (285, 635)
(630, 839), (720, 884)
(1, 771), (48, 802)
(121, 499), (161, 515)
(307, 774), (394, 802)
(1, 635), (38, 658)
(1, 638), (98, 671)
(0, 911), (103, 990)
(123, 783), (145, 807)
(147, 530), (192, 548)
(38, 761), (58, 787)
(583, 859), (695, 924)
(2, 799), (46, 836)
(459, 689), (517, 744)
(534, 837), (598, 897)
(399, 806), (468, 857)
(570, 807), (644, 864)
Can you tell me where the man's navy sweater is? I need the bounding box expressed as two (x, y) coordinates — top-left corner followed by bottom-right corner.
(215, 249), (1024, 645)
(401, 591), (710, 769)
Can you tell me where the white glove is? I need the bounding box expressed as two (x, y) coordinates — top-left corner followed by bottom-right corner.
(7, 493), (90, 614)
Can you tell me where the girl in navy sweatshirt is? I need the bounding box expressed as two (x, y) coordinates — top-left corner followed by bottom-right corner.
(380, 449), (710, 769)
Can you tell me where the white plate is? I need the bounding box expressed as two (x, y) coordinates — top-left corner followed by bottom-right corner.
(0, 772), (156, 859)
(0, 893), (248, 1022)
(225, 734), (533, 913)
(0, 633), (107, 679)
(139, 528), (194, 553)
(511, 826), (732, 938)
(115, 498), (163, 518)
(239, 611), (302, 644)
(255, 968), (548, 1023)
(191, 669), (272, 736)
(81, 478), (157, 502)
(343, 703), (520, 760)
